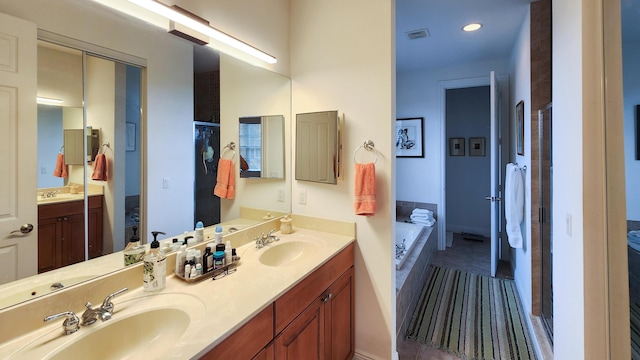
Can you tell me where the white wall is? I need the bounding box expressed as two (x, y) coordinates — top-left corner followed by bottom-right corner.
(623, 39), (640, 220)
(508, 8), (533, 317)
(290, 0), (395, 358)
(552, 0), (586, 357)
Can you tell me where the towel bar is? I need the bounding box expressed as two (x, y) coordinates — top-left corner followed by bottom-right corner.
(353, 140), (377, 164)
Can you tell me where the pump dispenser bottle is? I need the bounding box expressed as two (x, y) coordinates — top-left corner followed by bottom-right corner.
(144, 231), (167, 292)
(123, 226), (145, 266)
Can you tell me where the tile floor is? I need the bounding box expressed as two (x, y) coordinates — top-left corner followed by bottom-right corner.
(397, 233), (514, 359)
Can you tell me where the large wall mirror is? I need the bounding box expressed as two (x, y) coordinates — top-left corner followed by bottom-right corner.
(0, 1), (291, 311)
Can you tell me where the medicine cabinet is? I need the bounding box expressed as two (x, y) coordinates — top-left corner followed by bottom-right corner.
(295, 110), (342, 184)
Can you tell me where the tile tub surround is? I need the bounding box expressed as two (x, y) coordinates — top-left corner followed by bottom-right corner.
(396, 222), (438, 341)
(396, 201), (437, 220)
(0, 215), (355, 352)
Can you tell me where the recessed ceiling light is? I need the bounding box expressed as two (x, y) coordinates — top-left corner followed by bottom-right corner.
(462, 23), (482, 32)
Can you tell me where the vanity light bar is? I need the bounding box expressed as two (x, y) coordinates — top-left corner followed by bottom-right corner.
(127, 0), (277, 64)
(37, 97), (63, 105)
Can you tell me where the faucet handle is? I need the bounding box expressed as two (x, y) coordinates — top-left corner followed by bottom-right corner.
(101, 287), (128, 313)
(44, 311), (80, 335)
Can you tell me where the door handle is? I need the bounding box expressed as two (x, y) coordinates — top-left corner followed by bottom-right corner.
(484, 196), (502, 202)
(10, 223), (34, 235)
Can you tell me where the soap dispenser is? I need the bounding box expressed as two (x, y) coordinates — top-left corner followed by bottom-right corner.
(144, 231), (167, 293)
(123, 226), (145, 266)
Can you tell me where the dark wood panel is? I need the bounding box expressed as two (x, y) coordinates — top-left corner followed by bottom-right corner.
(37, 217), (61, 273)
(275, 298), (324, 360)
(252, 342), (274, 360)
(325, 266), (354, 360)
(274, 243), (353, 334)
(201, 304), (274, 360)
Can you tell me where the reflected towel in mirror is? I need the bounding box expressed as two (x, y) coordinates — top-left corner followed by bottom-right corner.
(91, 154), (108, 181)
(53, 153), (68, 178)
(214, 159), (235, 199)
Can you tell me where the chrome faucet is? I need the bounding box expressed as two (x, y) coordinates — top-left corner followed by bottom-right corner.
(255, 229), (280, 248)
(45, 190), (60, 198)
(81, 287), (128, 326)
(44, 311), (80, 335)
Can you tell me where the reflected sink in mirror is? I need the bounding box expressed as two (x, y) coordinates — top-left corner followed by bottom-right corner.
(259, 241), (319, 267)
(7, 292), (205, 360)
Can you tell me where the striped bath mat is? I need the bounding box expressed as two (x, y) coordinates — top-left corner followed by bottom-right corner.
(631, 303), (640, 358)
(406, 266), (536, 360)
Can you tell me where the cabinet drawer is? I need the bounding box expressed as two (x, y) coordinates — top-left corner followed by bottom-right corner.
(38, 200), (84, 218)
(202, 304), (274, 360)
(274, 243), (354, 334)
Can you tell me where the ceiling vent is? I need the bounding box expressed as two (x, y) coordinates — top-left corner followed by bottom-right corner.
(406, 29), (430, 40)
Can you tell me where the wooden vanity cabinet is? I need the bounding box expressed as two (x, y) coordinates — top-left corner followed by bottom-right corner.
(203, 243), (354, 360)
(37, 195), (104, 273)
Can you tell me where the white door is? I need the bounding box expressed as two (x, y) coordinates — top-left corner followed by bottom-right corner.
(489, 71), (500, 277)
(0, 12), (38, 284)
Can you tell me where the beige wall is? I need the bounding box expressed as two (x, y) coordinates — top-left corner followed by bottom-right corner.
(290, 0), (395, 358)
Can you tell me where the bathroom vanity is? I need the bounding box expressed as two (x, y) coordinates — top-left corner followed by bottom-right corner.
(0, 215), (355, 359)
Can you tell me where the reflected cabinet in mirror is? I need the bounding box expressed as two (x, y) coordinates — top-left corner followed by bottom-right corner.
(239, 115), (285, 179)
(295, 111), (342, 184)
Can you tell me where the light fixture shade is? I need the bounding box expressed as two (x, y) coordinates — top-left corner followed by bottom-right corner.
(37, 97), (63, 105)
(462, 23), (483, 32)
(127, 0), (277, 64)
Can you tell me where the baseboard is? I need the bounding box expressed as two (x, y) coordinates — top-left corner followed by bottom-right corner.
(353, 349), (386, 360)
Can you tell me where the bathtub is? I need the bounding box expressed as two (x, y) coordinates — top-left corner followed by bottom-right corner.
(395, 221), (425, 270)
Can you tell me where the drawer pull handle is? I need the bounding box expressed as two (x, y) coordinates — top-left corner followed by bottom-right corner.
(322, 293), (333, 303)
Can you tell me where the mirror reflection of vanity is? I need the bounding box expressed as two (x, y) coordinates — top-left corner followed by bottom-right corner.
(0, 0), (291, 311)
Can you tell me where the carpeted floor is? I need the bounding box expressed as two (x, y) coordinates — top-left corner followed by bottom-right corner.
(406, 266), (536, 360)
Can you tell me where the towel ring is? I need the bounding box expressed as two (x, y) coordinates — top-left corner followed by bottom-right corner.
(353, 140), (378, 164)
(221, 142), (236, 160)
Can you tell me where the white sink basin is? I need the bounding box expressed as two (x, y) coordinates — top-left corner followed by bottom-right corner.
(7, 292), (205, 360)
(49, 308), (189, 359)
(259, 241), (318, 267)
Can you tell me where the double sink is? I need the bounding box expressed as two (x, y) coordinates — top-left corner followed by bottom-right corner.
(1, 230), (334, 359)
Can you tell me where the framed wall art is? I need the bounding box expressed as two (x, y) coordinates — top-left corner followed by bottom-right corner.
(396, 117), (424, 157)
(449, 137), (465, 156)
(469, 137), (486, 156)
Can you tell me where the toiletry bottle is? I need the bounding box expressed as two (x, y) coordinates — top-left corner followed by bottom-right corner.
(175, 245), (187, 277)
(143, 231), (167, 292)
(214, 225), (223, 245)
(185, 264), (192, 279)
(203, 247), (213, 273)
(225, 241), (232, 266)
(213, 251), (225, 269)
(123, 226), (145, 266)
(171, 238), (180, 252)
(280, 214), (293, 234)
(195, 263), (203, 276)
(186, 235), (196, 246)
(195, 221), (204, 243)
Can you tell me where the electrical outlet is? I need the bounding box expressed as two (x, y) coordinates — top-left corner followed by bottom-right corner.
(277, 187), (284, 202)
(298, 189), (307, 205)
(163, 177), (170, 189)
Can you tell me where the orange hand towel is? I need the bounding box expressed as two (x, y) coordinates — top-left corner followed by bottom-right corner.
(354, 162), (376, 216)
(91, 153), (108, 181)
(214, 159), (235, 199)
(53, 153), (68, 178)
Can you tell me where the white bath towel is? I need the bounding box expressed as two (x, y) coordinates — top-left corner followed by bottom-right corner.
(412, 218), (435, 227)
(505, 163), (524, 248)
(411, 208), (433, 216)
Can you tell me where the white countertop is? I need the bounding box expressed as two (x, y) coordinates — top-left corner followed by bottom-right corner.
(0, 227), (355, 359)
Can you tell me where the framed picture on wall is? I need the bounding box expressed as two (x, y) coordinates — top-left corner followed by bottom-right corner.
(449, 137), (465, 156)
(396, 117), (424, 157)
(469, 137), (486, 156)
(516, 100), (524, 156)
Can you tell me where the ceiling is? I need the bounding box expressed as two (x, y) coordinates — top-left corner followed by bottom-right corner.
(396, 0), (531, 72)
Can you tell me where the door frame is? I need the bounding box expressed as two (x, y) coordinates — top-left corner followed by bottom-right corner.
(437, 75), (510, 261)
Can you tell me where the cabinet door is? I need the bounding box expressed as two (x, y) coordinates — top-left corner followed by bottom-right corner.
(87, 206), (103, 259)
(62, 213), (85, 266)
(37, 216), (62, 273)
(324, 267), (354, 360)
(275, 298), (324, 360)
(252, 342), (274, 360)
